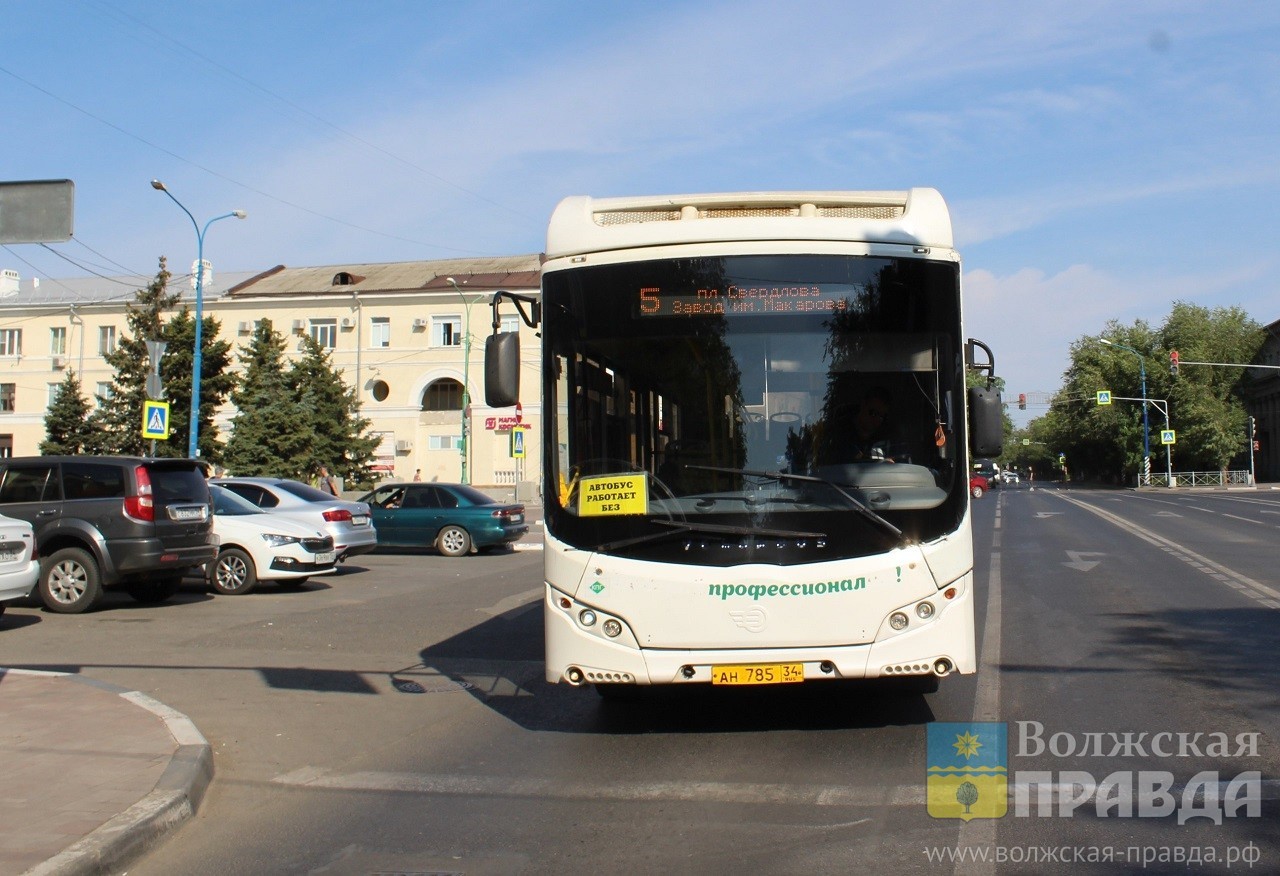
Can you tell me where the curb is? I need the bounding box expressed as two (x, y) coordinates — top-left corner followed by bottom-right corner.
(10, 669), (213, 876)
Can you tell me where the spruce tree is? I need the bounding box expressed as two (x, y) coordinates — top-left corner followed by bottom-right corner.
(163, 306), (236, 463)
(86, 259), (181, 455)
(40, 370), (94, 454)
(222, 319), (312, 476)
(288, 335), (379, 487)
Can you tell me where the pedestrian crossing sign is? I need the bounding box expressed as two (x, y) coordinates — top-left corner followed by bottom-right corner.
(511, 426), (526, 458)
(1096, 390), (1112, 405)
(142, 400), (171, 440)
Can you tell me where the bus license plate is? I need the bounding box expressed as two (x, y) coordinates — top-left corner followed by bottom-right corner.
(710, 663), (804, 686)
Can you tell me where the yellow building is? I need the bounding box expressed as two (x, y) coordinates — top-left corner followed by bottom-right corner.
(0, 256), (542, 492)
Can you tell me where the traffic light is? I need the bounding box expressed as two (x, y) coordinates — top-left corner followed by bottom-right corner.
(1018, 393), (1027, 410)
(1170, 350), (1179, 376)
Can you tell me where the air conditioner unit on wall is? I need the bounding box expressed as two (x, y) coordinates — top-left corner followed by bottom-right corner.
(395, 440), (412, 452)
(340, 317), (353, 329)
(237, 321), (252, 334)
(292, 319), (306, 334)
(412, 318), (428, 330)
(51, 356), (66, 370)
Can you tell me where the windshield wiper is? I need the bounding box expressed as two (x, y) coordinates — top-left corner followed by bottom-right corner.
(685, 465), (904, 542)
(590, 519), (825, 553)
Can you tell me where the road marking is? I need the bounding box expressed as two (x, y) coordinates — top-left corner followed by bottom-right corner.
(271, 767), (922, 807)
(1051, 494), (1280, 607)
(1063, 550), (1105, 572)
(953, 491), (1005, 876)
(1033, 512), (1061, 518)
(270, 768), (1280, 806)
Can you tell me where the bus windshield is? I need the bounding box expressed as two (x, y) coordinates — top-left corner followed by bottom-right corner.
(543, 252), (968, 566)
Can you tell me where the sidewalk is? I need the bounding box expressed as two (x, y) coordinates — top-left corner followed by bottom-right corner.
(0, 668), (211, 876)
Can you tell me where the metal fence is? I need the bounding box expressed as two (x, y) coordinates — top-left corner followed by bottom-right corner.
(1139, 470), (1252, 487)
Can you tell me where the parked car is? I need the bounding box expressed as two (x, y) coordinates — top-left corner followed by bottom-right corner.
(0, 512), (40, 616)
(0, 456), (215, 613)
(210, 477), (377, 561)
(1001, 470), (1020, 485)
(359, 483), (528, 557)
(970, 474), (989, 498)
(206, 485), (338, 595)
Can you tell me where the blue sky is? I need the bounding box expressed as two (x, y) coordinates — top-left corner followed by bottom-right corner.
(4, 1), (1279, 425)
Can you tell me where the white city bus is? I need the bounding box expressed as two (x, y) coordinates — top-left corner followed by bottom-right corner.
(485, 188), (1002, 696)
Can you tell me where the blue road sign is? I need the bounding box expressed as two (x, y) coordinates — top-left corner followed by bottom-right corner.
(142, 400), (171, 440)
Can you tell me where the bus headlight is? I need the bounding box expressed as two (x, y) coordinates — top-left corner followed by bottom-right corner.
(889, 612), (909, 631)
(602, 619), (623, 638)
(916, 601), (935, 620)
(579, 609), (597, 627)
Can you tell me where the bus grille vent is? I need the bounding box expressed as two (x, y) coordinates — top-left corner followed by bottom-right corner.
(593, 203), (904, 226)
(583, 669), (636, 683)
(593, 210), (680, 226)
(819, 205), (904, 220)
(883, 663), (933, 676)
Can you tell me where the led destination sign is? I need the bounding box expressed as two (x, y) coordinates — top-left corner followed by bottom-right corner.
(636, 284), (856, 318)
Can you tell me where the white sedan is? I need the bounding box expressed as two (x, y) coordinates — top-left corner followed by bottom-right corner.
(207, 485), (338, 595)
(0, 512), (40, 616)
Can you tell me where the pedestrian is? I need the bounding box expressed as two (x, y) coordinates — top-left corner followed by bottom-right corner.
(315, 465), (339, 496)
(413, 468), (422, 482)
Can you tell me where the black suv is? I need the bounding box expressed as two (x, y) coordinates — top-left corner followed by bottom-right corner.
(0, 456), (215, 613)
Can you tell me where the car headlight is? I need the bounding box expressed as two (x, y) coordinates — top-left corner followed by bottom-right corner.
(261, 533), (301, 547)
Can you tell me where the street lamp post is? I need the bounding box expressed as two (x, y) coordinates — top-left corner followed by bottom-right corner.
(446, 277), (474, 484)
(151, 180), (245, 459)
(1100, 338), (1151, 485)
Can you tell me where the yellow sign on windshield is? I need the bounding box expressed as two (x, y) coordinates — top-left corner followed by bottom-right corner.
(578, 474), (648, 516)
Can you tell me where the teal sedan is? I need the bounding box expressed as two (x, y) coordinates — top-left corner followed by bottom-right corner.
(360, 483), (528, 557)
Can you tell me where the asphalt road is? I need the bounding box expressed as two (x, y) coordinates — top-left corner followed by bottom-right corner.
(0, 486), (1276, 874)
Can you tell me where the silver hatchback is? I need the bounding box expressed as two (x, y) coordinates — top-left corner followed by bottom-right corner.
(211, 478), (377, 561)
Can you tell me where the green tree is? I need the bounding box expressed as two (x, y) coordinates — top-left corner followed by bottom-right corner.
(287, 335), (379, 486)
(40, 369), (94, 454)
(1045, 304), (1263, 481)
(956, 781), (979, 814)
(222, 319), (312, 476)
(86, 259), (181, 456)
(162, 305), (236, 464)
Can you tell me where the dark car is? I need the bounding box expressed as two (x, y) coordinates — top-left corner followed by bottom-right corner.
(0, 456), (215, 613)
(360, 483), (528, 556)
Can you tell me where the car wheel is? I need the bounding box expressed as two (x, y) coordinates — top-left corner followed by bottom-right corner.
(40, 547), (104, 614)
(211, 548), (258, 595)
(127, 575), (182, 604)
(971, 484), (984, 498)
(436, 525), (472, 557)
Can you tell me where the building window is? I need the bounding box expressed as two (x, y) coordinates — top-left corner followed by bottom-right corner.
(370, 380), (390, 402)
(422, 378), (463, 411)
(99, 326), (117, 355)
(429, 435), (462, 451)
(432, 315), (462, 348)
(370, 317), (391, 348)
(0, 329), (21, 358)
(50, 327), (67, 356)
(48, 383), (60, 408)
(95, 382), (113, 409)
(500, 314), (519, 334)
(311, 319), (338, 349)
(0, 384), (14, 412)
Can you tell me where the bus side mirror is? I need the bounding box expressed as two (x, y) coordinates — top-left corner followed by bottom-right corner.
(968, 385), (1003, 457)
(485, 331), (521, 407)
